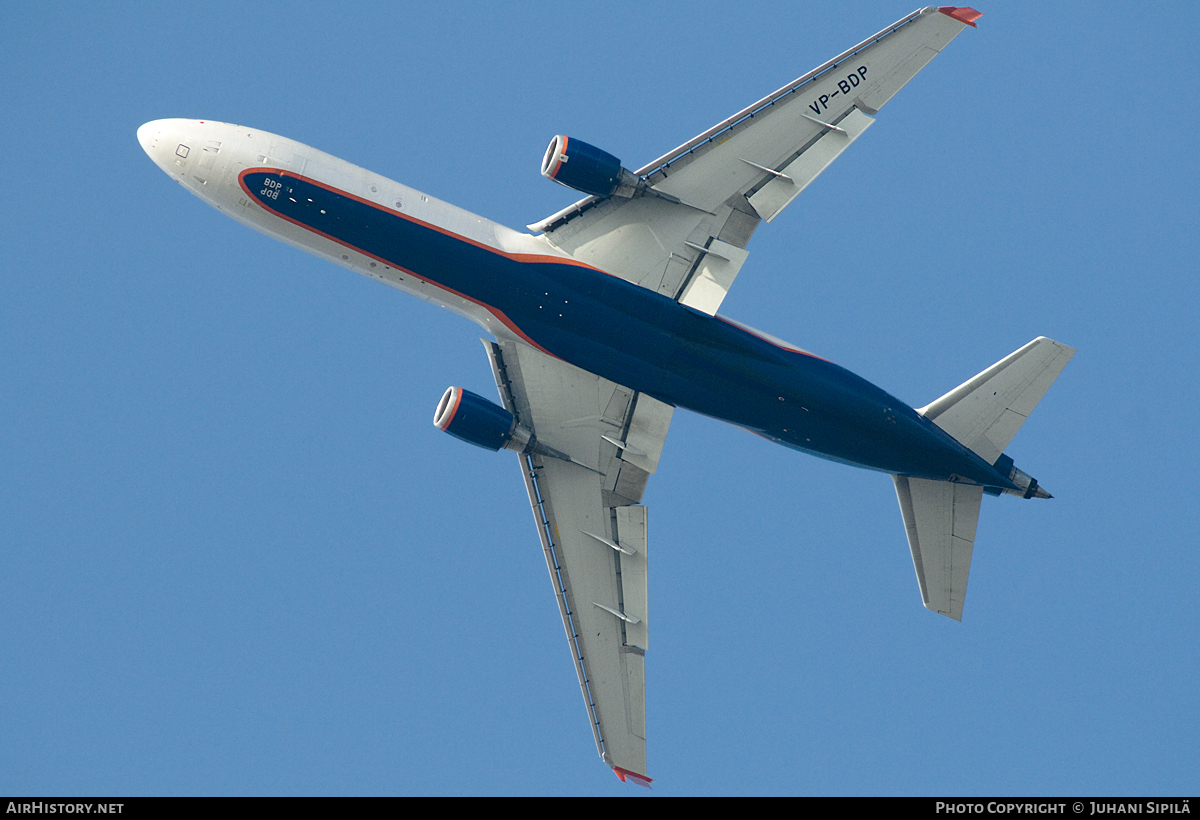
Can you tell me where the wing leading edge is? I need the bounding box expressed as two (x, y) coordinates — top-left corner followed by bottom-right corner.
(484, 339), (672, 782)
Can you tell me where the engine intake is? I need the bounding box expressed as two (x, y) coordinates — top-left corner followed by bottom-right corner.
(541, 135), (641, 199)
(433, 386), (533, 453)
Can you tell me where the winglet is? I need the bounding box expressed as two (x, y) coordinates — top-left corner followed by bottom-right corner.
(938, 7), (982, 27)
(613, 766), (653, 788)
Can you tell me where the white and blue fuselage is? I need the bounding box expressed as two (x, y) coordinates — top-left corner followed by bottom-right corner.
(137, 118), (1015, 491)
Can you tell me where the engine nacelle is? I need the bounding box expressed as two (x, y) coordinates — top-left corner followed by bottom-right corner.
(541, 135), (640, 199)
(433, 386), (533, 453)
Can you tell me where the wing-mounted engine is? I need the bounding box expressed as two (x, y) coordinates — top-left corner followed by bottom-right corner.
(434, 386), (535, 452)
(541, 136), (642, 199)
(434, 385), (594, 469)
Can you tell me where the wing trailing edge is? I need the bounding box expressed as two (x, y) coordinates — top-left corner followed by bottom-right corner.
(484, 339), (670, 780)
(530, 6), (980, 318)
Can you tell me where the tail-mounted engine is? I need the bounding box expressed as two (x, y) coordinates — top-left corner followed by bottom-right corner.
(541, 135), (642, 199)
(433, 386), (534, 453)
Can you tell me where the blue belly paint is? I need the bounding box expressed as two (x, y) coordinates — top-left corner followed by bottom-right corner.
(241, 170), (1011, 488)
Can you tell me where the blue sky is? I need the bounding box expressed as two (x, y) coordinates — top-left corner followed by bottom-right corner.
(3, 1), (1197, 796)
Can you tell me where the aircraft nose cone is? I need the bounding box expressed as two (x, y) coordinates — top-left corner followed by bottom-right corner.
(136, 121), (155, 155)
(137, 119), (172, 171)
(137, 118), (203, 171)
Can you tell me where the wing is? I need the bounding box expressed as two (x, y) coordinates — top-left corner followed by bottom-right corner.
(483, 339), (672, 783)
(530, 6), (981, 316)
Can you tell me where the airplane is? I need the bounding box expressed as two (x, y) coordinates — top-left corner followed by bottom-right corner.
(137, 6), (1073, 787)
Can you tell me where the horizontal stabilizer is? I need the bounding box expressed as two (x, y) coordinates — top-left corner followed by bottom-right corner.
(893, 476), (983, 620)
(918, 337), (1076, 465)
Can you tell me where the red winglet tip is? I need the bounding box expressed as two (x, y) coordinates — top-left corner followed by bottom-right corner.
(938, 6), (983, 27)
(612, 766), (653, 788)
